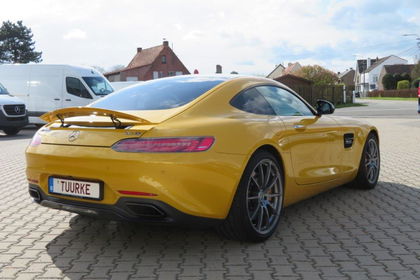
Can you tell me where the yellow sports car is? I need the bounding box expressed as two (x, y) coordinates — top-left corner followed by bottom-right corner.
(26, 75), (380, 242)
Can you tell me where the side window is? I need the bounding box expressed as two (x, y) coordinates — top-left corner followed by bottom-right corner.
(230, 88), (275, 115)
(66, 77), (92, 99)
(256, 86), (313, 116)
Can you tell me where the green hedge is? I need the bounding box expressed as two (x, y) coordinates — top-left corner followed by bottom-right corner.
(396, 80), (410, 90)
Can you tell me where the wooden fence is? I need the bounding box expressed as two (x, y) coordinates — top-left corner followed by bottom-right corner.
(368, 89), (417, 98)
(286, 84), (352, 106)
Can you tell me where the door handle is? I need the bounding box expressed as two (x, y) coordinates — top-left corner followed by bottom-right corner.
(54, 98), (60, 101)
(293, 124), (306, 130)
(65, 99), (71, 101)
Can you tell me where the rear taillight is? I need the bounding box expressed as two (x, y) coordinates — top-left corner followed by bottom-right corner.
(112, 137), (215, 153)
(29, 132), (42, 147)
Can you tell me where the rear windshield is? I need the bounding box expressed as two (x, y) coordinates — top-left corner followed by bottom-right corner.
(82, 76), (114, 95)
(91, 76), (229, 110)
(0, 83), (9, 95)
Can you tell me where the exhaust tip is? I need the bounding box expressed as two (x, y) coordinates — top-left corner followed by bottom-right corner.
(126, 203), (166, 218)
(29, 188), (41, 201)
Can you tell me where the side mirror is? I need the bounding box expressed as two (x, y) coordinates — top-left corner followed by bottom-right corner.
(316, 99), (335, 115)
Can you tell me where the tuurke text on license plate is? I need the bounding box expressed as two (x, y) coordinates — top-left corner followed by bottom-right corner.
(48, 177), (102, 200)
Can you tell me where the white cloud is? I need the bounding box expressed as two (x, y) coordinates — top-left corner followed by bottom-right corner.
(1, 0), (419, 74)
(62, 29), (87, 40)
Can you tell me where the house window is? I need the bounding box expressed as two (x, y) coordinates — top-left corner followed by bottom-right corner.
(175, 71), (183, 76)
(153, 71), (165, 79)
(168, 71), (176, 76)
(162, 55), (167, 64)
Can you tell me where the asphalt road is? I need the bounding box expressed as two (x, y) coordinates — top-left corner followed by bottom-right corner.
(334, 99), (420, 119)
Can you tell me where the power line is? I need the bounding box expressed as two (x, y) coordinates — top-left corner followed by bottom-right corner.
(397, 46), (417, 56)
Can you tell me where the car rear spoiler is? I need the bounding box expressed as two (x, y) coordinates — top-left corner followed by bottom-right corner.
(40, 107), (153, 127)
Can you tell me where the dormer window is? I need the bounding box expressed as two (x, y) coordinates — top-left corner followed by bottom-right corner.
(162, 55), (167, 64)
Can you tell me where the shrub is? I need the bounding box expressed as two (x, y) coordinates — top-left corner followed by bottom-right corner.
(396, 80), (410, 90)
(382, 73), (396, 90)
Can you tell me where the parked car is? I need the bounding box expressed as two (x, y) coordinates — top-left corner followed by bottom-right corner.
(0, 82), (28, 135)
(26, 75), (380, 242)
(0, 64), (114, 124)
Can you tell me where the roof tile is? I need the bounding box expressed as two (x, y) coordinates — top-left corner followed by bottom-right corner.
(126, 45), (164, 69)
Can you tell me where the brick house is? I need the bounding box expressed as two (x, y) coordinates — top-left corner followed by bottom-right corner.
(338, 68), (355, 87)
(283, 62), (302, 75)
(105, 41), (190, 82)
(266, 62), (302, 80)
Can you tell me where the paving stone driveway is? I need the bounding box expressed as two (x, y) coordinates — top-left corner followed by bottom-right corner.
(0, 117), (419, 280)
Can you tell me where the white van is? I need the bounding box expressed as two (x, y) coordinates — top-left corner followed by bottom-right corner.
(0, 64), (114, 124)
(0, 82), (28, 135)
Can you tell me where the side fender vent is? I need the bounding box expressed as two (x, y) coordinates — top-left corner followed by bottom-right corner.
(344, 133), (354, 148)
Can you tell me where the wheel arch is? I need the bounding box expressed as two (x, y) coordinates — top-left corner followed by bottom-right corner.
(250, 144), (286, 192)
(369, 128), (379, 144)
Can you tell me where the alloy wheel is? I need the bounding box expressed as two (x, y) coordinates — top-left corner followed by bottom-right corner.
(365, 138), (379, 184)
(246, 159), (283, 235)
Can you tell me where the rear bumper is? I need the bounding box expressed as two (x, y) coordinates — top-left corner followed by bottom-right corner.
(29, 184), (222, 227)
(26, 144), (246, 219)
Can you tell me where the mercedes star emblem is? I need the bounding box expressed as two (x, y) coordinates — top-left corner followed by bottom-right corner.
(68, 131), (80, 142)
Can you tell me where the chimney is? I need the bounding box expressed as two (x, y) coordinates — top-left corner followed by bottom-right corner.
(367, 58), (371, 69)
(163, 40), (169, 47)
(137, 47), (142, 53)
(216, 64), (222, 74)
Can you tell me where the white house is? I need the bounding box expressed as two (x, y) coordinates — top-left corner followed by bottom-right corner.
(355, 55), (407, 95)
(267, 64), (285, 79)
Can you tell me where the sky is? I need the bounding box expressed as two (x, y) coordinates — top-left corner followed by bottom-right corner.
(2, 0), (420, 75)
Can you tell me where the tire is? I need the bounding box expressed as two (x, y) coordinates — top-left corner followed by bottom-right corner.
(218, 150), (284, 242)
(349, 133), (380, 189)
(2, 128), (20, 135)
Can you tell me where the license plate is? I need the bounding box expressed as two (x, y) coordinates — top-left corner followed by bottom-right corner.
(48, 177), (103, 200)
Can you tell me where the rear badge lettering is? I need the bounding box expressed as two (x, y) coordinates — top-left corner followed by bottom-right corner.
(125, 131), (142, 136)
